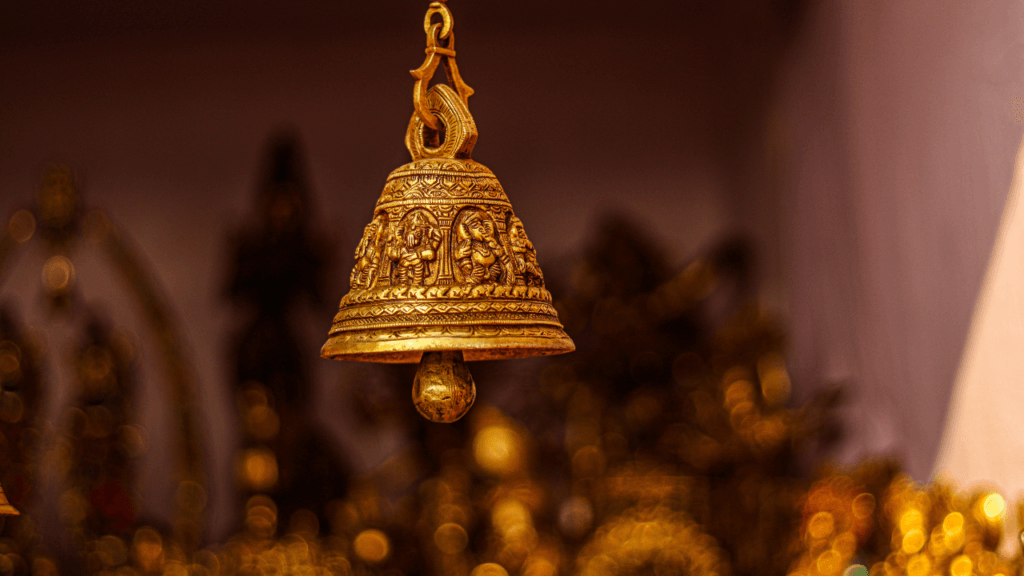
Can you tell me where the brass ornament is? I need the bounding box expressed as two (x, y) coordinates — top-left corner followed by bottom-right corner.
(0, 482), (17, 516)
(322, 0), (574, 422)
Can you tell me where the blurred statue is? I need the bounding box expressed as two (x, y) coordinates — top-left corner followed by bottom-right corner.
(225, 131), (349, 534)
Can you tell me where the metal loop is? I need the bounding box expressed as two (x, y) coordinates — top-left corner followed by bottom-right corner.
(411, 1), (474, 131)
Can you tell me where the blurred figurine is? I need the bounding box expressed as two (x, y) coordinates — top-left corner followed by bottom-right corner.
(225, 131), (348, 534)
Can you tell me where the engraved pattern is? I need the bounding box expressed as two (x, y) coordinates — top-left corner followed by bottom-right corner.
(323, 81), (572, 363)
(385, 208), (441, 286)
(507, 214), (544, 287)
(350, 212), (388, 289)
(339, 285), (553, 305)
(452, 207), (512, 285)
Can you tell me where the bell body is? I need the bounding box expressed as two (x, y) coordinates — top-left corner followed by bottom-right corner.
(322, 85), (574, 364)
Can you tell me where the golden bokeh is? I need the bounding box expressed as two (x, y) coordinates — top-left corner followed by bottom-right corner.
(238, 448), (279, 492)
(353, 529), (390, 563)
(470, 563), (510, 576)
(943, 511), (964, 535)
(950, 554), (972, 576)
(851, 493), (875, 519)
(7, 210), (35, 243)
(807, 511), (834, 539)
(434, 522), (469, 555)
(132, 527), (164, 572)
(492, 498), (531, 534)
(982, 493), (1005, 519)
(905, 553), (930, 576)
(900, 529), (925, 554)
(899, 508), (923, 533)
(41, 255), (75, 293)
(474, 426), (523, 477)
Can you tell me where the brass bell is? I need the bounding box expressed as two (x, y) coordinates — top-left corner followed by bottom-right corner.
(322, 1), (574, 423)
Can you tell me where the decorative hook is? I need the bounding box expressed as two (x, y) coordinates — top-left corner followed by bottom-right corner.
(410, 1), (475, 131)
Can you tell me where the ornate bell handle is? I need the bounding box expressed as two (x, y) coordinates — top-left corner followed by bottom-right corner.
(410, 1), (475, 131)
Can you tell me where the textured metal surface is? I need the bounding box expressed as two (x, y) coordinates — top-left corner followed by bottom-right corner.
(322, 2), (573, 365)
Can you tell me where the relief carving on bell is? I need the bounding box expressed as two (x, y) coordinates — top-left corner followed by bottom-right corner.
(322, 1), (574, 423)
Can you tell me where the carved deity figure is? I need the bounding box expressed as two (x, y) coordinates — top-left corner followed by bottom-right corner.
(350, 213), (388, 289)
(387, 209), (441, 286)
(507, 215), (544, 287)
(454, 208), (506, 284)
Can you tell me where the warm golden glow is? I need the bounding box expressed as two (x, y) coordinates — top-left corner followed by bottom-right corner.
(353, 529), (390, 563)
(474, 426), (523, 476)
(815, 550), (840, 574)
(905, 553), (930, 576)
(7, 210), (35, 243)
(851, 493), (875, 519)
(942, 511), (964, 535)
(42, 255), (75, 293)
(470, 563), (510, 576)
(950, 555), (973, 576)
(238, 448), (279, 491)
(132, 527), (164, 572)
(757, 353), (791, 406)
(492, 498), (531, 534)
(899, 508), (923, 533)
(901, 529), (925, 554)
(807, 511), (834, 539)
(434, 522), (469, 554)
(982, 493), (1006, 519)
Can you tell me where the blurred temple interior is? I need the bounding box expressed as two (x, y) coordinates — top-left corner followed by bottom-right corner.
(1, 1), (1024, 575)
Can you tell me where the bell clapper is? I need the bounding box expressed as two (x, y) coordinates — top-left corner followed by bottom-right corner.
(412, 350), (476, 423)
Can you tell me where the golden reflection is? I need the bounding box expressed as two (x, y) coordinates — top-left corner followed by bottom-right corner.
(132, 527), (164, 572)
(7, 210), (36, 243)
(470, 563), (510, 576)
(950, 554), (972, 576)
(473, 426), (523, 477)
(238, 448), (278, 492)
(807, 511), (835, 539)
(434, 522), (468, 554)
(943, 511), (964, 535)
(904, 553), (929, 576)
(353, 529), (389, 563)
(900, 529), (925, 554)
(851, 493), (875, 519)
(982, 493), (1006, 519)
(899, 509), (923, 534)
(492, 498), (531, 534)
(41, 255), (74, 293)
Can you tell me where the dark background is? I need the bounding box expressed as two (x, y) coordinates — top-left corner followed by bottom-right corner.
(1, 0), (1022, 539)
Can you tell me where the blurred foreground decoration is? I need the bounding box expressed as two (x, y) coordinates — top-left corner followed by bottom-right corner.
(2, 168), (1024, 575)
(0, 166), (207, 572)
(319, 0), (574, 423)
(225, 133), (349, 533)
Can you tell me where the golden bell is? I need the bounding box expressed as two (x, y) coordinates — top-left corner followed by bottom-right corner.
(322, 1), (574, 423)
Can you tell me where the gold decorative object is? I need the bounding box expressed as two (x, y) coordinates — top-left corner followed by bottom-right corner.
(322, 0), (574, 422)
(0, 481), (18, 516)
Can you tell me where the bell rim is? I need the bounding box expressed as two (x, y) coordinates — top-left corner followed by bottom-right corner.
(321, 332), (575, 364)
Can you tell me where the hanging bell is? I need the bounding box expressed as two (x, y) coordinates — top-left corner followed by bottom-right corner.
(322, 1), (574, 423)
